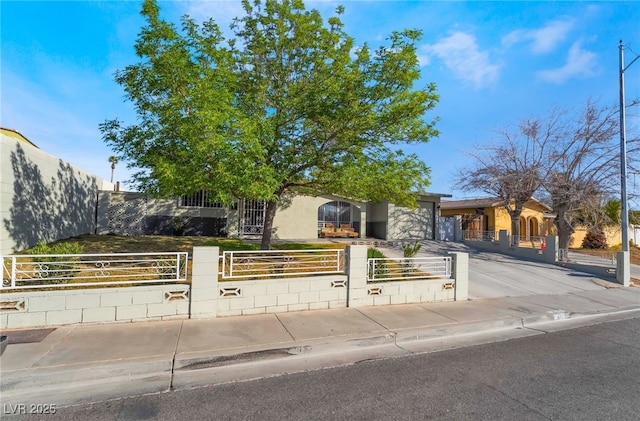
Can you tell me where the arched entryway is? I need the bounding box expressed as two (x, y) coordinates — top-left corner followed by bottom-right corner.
(519, 216), (527, 240)
(528, 217), (539, 238)
(318, 201), (361, 237)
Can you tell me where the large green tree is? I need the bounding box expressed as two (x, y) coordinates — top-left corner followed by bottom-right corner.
(101, 0), (439, 249)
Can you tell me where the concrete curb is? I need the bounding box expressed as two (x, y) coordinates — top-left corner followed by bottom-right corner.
(0, 355), (173, 392)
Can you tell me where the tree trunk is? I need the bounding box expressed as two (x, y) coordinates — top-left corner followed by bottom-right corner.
(510, 214), (520, 239)
(260, 200), (278, 250)
(554, 206), (575, 261)
(507, 201), (524, 245)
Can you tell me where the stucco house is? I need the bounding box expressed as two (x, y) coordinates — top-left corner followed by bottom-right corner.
(441, 196), (627, 248)
(2, 127), (451, 249)
(97, 190), (451, 242)
(440, 197), (553, 240)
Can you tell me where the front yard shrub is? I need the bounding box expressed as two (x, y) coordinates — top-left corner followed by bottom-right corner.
(29, 241), (84, 283)
(401, 241), (422, 276)
(29, 241), (84, 255)
(367, 248), (388, 279)
(367, 248), (386, 259)
(171, 216), (189, 236)
(581, 231), (608, 249)
(401, 241), (422, 258)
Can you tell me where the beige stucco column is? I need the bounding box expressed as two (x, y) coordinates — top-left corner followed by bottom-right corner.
(346, 245), (368, 307)
(450, 252), (469, 301)
(616, 251), (630, 287)
(190, 246), (219, 318)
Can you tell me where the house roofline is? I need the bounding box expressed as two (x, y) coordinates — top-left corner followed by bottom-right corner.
(416, 191), (453, 198)
(441, 196), (552, 211)
(1, 127), (39, 148)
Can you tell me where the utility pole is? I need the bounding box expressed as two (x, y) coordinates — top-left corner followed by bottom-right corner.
(619, 40), (629, 252)
(618, 40), (639, 287)
(619, 40), (640, 252)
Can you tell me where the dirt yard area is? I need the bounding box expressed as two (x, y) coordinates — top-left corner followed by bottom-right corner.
(28, 235), (343, 254)
(575, 246), (640, 266)
(37, 235), (222, 254)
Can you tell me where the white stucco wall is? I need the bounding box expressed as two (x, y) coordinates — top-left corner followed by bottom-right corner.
(1, 246), (467, 328)
(367, 197), (441, 240)
(272, 194), (366, 240)
(387, 200), (436, 240)
(1, 133), (105, 254)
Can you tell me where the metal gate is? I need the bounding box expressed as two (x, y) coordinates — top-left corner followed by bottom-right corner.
(439, 216), (455, 241)
(239, 200), (266, 235)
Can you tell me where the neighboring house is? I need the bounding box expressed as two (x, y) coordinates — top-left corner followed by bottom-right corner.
(541, 210), (623, 248)
(568, 225), (622, 248)
(97, 190), (451, 241)
(440, 197), (553, 240)
(1, 128), (113, 254)
(442, 196), (625, 248)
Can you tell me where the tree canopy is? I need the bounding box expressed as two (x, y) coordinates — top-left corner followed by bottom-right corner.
(101, 0), (439, 248)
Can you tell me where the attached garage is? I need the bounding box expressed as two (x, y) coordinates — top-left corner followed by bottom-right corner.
(366, 193), (451, 241)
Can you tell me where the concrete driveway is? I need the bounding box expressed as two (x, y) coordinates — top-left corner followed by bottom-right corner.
(379, 241), (609, 300)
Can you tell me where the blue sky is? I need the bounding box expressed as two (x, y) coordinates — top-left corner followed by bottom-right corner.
(2, 1), (639, 200)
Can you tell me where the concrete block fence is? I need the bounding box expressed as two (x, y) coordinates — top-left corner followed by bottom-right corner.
(1, 246), (468, 328)
(0, 284), (190, 329)
(465, 230), (558, 264)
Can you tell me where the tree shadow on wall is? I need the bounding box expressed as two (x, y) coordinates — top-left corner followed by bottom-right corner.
(3, 144), (99, 252)
(392, 204), (437, 241)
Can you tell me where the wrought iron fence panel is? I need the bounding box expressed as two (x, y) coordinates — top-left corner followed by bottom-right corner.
(463, 230), (498, 241)
(367, 256), (452, 282)
(2, 252), (188, 290)
(513, 235), (543, 247)
(221, 249), (345, 279)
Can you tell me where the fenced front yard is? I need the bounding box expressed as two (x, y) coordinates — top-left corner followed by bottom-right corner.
(367, 256), (451, 282)
(1, 246), (469, 329)
(219, 249), (345, 280)
(2, 252), (188, 290)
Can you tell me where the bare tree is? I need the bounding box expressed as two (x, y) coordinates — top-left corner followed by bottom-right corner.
(543, 99), (632, 260)
(456, 114), (560, 240)
(458, 98), (639, 259)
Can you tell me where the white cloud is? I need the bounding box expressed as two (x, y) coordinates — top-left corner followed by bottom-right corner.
(503, 19), (573, 54)
(537, 41), (598, 84)
(182, 0), (343, 27)
(183, 0), (245, 26)
(422, 32), (501, 89)
(180, 0), (345, 45)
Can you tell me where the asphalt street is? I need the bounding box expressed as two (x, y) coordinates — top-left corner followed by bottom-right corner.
(9, 317), (639, 421)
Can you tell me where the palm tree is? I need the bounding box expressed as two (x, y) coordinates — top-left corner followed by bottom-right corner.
(108, 156), (118, 183)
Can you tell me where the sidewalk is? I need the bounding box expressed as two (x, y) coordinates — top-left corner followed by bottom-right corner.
(1, 285), (639, 407)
